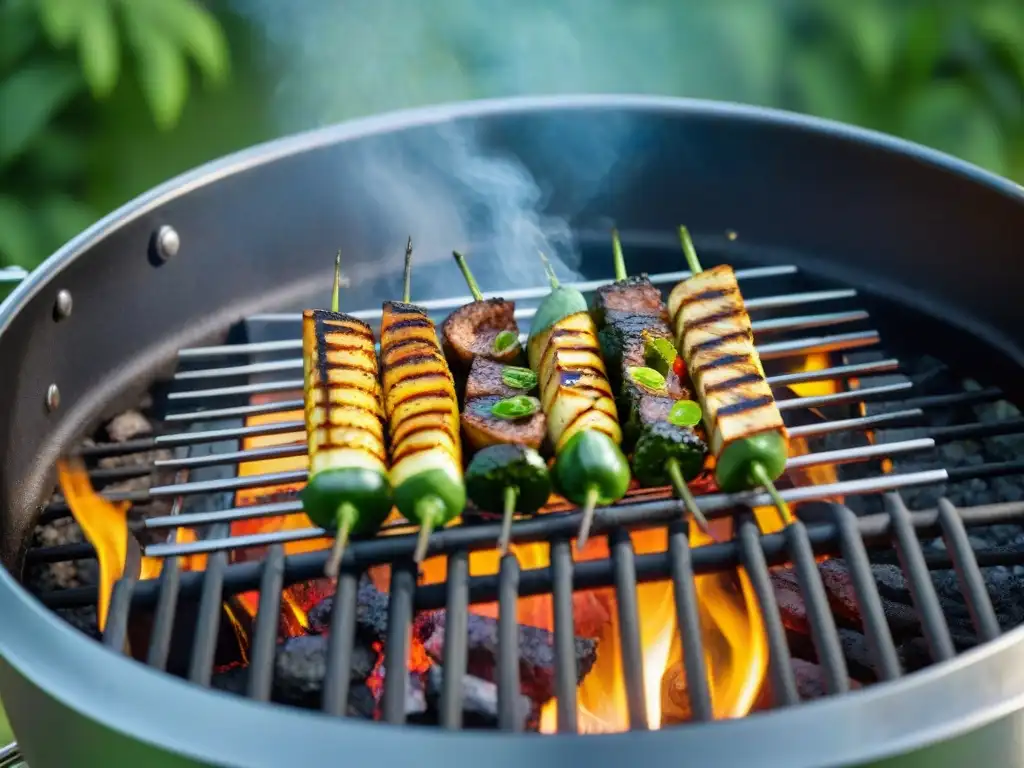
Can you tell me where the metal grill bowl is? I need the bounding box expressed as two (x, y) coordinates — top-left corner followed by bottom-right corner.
(2, 95), (1024, 768)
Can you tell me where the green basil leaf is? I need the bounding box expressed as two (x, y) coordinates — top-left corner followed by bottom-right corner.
(501, 365), (537, 391)
(491, 395), (540, 421)
(493, 329), (519, 353)
(628, 366), (667, 391)
(668, 399), (703, 428)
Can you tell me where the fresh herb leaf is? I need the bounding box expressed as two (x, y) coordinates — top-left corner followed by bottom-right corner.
(491, 395), (540, 420)
(668, 399), (703, 428)
(501, 365), (537, 391)
(628, 366), (667, 391)
(493, 330), (519, 353)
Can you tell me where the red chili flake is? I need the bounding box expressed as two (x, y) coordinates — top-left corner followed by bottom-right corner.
(672, 355), (686, 377)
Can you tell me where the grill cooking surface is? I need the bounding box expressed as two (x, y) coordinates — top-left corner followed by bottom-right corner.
(24, 260), (1024, 731)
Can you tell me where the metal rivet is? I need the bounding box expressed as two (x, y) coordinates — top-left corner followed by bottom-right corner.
(53, 290), (73, 321)
(154, 225), (180, 262)
(45, 384), (60, 412)
(726, 230), (739, 241)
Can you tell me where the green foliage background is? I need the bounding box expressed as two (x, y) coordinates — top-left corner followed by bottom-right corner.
(1, 0), (1022, 271)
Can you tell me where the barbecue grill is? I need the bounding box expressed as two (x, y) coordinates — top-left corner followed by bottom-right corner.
(2, 95), (1024, 768)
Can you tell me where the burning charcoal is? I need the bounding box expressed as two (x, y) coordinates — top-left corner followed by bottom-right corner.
(420, 664), (532, 730)
(423, 612), (598, 704)
(817, 560), (921, 639)
(770, 567), (808, 634)
(307, 578), (394, 643)
(790, 659), (861, 701)
(274, 634), (376, 708)
(106, 409), (153, 442)
(211, 665), (250, 697)
(837, 628), (881, 682)
(369, 664), (429, 720)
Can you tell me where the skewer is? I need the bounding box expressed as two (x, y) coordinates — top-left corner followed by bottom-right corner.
(610, 228), (714, 536)
(678, 225), (793, 528)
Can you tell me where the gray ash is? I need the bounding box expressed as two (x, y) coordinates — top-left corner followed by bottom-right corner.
(23, 404), (176, 638)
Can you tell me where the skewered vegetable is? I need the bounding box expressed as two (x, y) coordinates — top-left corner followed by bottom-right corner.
(667, 226), (792, 526)
(441, 251), (521, 371)
(301, 252), (392, 579)
(465, 444), (553, 553)
(450, 251), (552, 551)
(527, 252), (630, 549)
(594, 230), (711, 532)
(381, 239), (466, 562)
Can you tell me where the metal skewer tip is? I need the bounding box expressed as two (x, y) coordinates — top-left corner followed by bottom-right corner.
(498, 485), (519, 555)
(665, 458), (714, 539)
(678, 225), (704, 275)
(537, 251), (560, 290)
(331, 250), (343, 313)
(402, 237), (414, 304)
(575, 486), (600, 552)
(453, 251), (484, 302)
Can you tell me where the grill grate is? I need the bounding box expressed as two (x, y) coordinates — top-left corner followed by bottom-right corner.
(26, 263), (1024, 731)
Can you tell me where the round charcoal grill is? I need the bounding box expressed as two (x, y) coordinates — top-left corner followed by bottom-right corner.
(3, 95), (1024, 768)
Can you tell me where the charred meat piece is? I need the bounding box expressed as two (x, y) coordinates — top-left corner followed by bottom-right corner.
(441, 298), (520, 371)
(593, 274), (668, 327)
(464, 357), (535, 400)
(461, 395), (547, 452)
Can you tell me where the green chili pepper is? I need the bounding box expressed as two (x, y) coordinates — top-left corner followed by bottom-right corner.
(554, 430), (631, 550)
(528, 252), (589, 343)
(501, 365), (538, 391)
(491, 395), (541, 420)
(644, 335), (679, 376)
(465, 444), (552, 553)
(628, 366), (667, 392)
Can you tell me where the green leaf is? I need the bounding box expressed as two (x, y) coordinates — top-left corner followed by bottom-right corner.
(501, 366), (538, 391)
(78, 0), (120, 97)
(125, 25), (189, 130)
(0, 0), (41, 70)
(901, 84), (1007, 174)
(845, 2), (899, 85)
(28, 129), (86, 182)
(972, 1), (1024, 87)
(35, 0), (82, 47)
(122, 0), (229, 85)
(36, 195), (96, 250)
(0, 62), (81, 166)
(0, 195), (41, 268)
(788, 47), (862, 125)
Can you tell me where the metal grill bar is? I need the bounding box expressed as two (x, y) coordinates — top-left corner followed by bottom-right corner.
(45, 497), (1024, 616)
(440, 551), (470, 729)
(170, 328), (877, 387)
(382, 562), (416, 724)
(188, 527), (228, 686)
(667, 520), (712, 721)
(248, 545), (284, 701)
(550, 540), (578, 734)
(831, 505), (901, 680)
(134, 429), (932, 507)
(178, 308), (869, 363)
(244, 265), (803, 325)
(146, 557), (181, 670)
(142, 469), (948, 560)
(884, 495), (956, 662)
(610, 529), (648, 730)
(165, 359), (902, 427)
(737, 519), (798, 705)
(935, 499), (1000, 642)
(322, 571), (359, 716)
(497, 554), (522, 731)
(785, 522), (849, 694)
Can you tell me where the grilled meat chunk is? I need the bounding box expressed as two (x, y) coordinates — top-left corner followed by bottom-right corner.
(593, 274), (668, 327)
(667, 264), (786, 457)
(464, 357), (535, 400)
(441, 298), (520, 371)
(461, 396), (547, 452)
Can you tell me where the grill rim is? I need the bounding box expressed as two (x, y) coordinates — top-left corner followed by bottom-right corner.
(3, 94), (1024, 766)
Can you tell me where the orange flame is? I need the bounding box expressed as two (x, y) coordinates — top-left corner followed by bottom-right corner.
(56, 459), (201, 630)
